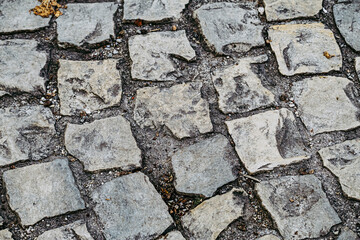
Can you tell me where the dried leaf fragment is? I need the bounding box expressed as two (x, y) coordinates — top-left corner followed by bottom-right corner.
(323, 51), (335, 59)
(30, 0), (66, 18)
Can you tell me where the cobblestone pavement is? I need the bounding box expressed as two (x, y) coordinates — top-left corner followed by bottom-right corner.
(0, 0), (360, 239)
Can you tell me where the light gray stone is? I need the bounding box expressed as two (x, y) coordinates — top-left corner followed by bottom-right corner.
(0, 216), (3, 226)
(338, 227), (358, 240)
(0, 229), (13, 240)
(319, 139), (360, 200)
(0, 0), (50, 33)
(255, 175), (341, 240)
(0, 91), (8, 97)
(91, 172), (173, 240)
(194, 2), (264, 54)
(181, 188), (247, 240)
(134, 82), (213, 139)
(212, 55), (275, 114)
(37, 221), (94, 240)
(0, 39), (47, 92)
(65, 116), (141, 172)
(292, 76), (360, 135)
(268, 23), (342, 76)
(3, 158), (85, 226)
(57, 59), (121, 115)
(257, 235), (281, 240)
(159, 231), (186, 240)
(226, 108), (309, 174)
(129, 31), (195, 81)
(0, 105), (56, 166)
(356, 57), (360, 79)
(56, 3), (117, 46)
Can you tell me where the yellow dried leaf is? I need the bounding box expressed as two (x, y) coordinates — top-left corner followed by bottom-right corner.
(30, 0), (66, 18)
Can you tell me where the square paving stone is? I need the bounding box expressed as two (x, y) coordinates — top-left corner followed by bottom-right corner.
(37, 221), (93, 240)
(3, 158), (85, 226)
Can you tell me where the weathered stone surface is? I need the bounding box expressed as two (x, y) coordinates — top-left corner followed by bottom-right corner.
(268, 23), (342, 76)
(319, 139), (360, 200)
(129, 31), (195, 81)
(255, 175), (341, 240)
(0, 0), (50, 33)
(56, 3), (117, 46)
(194, 2), (264, 54)
(338, 227), (358, 240)
(37, 221), (94, 240)
(65, 116), (141, 172)
(257, 235), (281, 240)
(91, 172), (173, 240)
(123, 0), (188, 21)
(0, 216), (3, 226)
(263, 0), (323, 21)
(292, 76), (360, 135)
(334, 2), (360, 51)
(0, 229), (13, 240)
(3, 158), (85, 226)
(226, 108), (309, 174)
(181, 188), (247, 240)
(356, 57), (360, 79)
(134, 82), (213, 139)
(158, 231), (186, 240)
(0, 105), (56, 166)
(0, 91), (8, 97)
(212, 55), (275, 114)
(0, 39), (47, 92)
(58, 59), (121, 115)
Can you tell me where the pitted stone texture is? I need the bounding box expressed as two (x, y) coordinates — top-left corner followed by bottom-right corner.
(91, 172), (173, 240)
(257, 234), (281, 240)
(0, 105), (56, 166)
(338, 227), (358, 240)
(65, 116), (141, 172)
(319, 139), (360, 200)
(263, 0), (323, 21)
(3, 158), (85, 226)
(334, 2), (360, 51)
(0, 0), (50, 33)
(58, 59), (121, 115)
(0, 229), (13, 240)
(134, 82), (213, 139)
(212, 55), (275, 114)
(0, 39), (47, 92)
(172, 134), (238, 197)
(181, 188), (247, 240)
(194, 2), (264, 54)
(226, 108), (309, 174)
(129, 31), (195, 81)
(56, 3), (117, 46)
(159, 231), (186, 240)
(123, 0), (188, 21)
(268, 23), (342, 76)
(37, 221), (94, 240)
(292, 76), (360, 135)
(356, 57), (360, 79)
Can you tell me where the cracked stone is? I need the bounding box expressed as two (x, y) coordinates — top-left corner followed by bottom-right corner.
(356, 57), (360, 79)
(37, 221), (94, 240)
(3, 158), (85, 226)
(255, 175), (341, 240)
(0, 229), (13, 240)
(134, 82), (213, 139)
(56, 3), (117, 46)
(212, 55), (275, 114)
(0, 105), (56, 166)
(57, 59), (121, 115)
(292, 76), (360, 135)
(158, 231), (186, 240)
(338, 227), (358, 240)
(0, 39), (47, 93)
(129, 30), (195, 81)
(65, 116), (142, 172)
(226, 108), (309, 174)
(181, 188), (247, 240)
(319, 139), (360, 200)
(257, 235), (281, 240)
(268, 23), (342, 76)
(91, 172), (173, 240)
(194, 2), (264, 54)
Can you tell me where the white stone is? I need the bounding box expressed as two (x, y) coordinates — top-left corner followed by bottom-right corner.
(158, 231), (186, 240)
(257, 235), (281, 240)
(37, 221), (94, 240)
(0, 229), (13, 240)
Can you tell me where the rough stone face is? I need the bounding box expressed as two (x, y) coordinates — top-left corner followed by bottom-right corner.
(292, 76), (360, 135)
(194, 2), (264, 54)
(123, 0), (188, 21)
(129, 31), (195, 81)
(212, 55), (275, 114)
(158, 231), (186, 240)
(356, 57), (360, 79)
(57, 59), (121, 115)
(56, 3), (117, 46)
(226, 108), (309, 174)
(263, 0), (323, 21)
(268, 23), (342, 76)
(3, 158), (85, 226)
(319, 139), (360, 200)
(0, 0), (50, 33)
(134, 82), (213, 139)
(181, 188), (247, 240)
(0, 39), (47, 92)
(255, 175), (341, 240)
(0, 105), (56, 166)
(65, 116), (142, 172)
(37, 221), (94, 240)
(338, 227), (358, 240)
(91, 172), (173, 240)
(0, 229), (13, 240)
